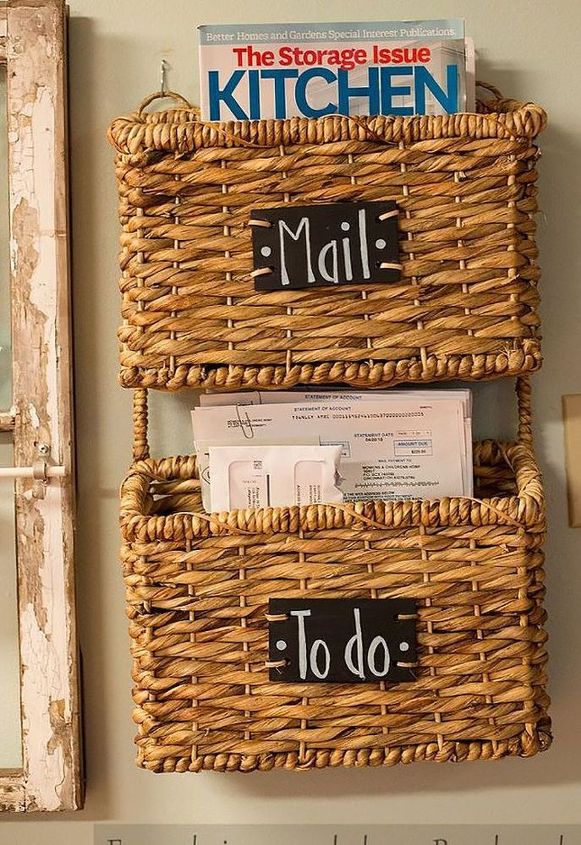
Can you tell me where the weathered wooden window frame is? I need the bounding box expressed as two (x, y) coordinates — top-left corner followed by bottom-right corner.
(0, 0), (82, 812)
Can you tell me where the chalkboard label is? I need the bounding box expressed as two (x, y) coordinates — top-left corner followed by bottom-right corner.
(268, 598), (417, 684)
(251, 201), (401, 291)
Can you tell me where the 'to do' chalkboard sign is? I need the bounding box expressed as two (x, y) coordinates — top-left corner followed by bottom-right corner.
(250, 201), (401, 291)
(268, 598), (417, 684)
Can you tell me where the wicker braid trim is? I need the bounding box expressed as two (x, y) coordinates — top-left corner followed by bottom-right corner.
(119, 347), (542, 392)
(120, 441), (544, 542)
(109, 99), (548, 157)
(136, 727), (553, 773)
(132, 388), (150, 460)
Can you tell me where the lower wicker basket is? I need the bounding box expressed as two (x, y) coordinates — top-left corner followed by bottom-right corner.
(119, 383), (551, 773)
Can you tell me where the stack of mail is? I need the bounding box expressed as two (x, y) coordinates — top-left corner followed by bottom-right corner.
(192, 389), (473, 513)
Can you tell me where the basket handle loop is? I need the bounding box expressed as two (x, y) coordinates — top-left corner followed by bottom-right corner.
(476, 80), (505, 101)
(137, 90), (195, 117)
(133, 388), (150, 461)
(516, 376), (533, 447)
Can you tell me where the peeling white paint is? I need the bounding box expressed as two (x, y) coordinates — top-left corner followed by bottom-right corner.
(28, 403), (40, 429)
(3, 0), (81, 813)
(21, 603), (66, 811)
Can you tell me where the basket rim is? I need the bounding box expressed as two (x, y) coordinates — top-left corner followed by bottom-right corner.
(134, 723), (553, 772)
(119, 440), (545, 541)
(108, 96), (547, 157)
(119, 344), (543, 392)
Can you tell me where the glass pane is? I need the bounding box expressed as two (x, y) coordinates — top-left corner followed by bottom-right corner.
(0, 66), (22, 769)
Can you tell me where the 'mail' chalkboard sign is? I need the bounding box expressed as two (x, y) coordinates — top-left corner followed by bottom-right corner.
(268, 598), (417, 684)
(250, 201), (401, 291)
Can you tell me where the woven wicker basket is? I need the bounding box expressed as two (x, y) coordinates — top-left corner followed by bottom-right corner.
(109, 90), (547, 392)
(112, 91), (550, 773)
(120, 378), (551, 773)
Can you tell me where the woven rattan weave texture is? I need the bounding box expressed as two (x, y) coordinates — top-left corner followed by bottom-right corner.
(120, 380), (551, 773)
(113, 93), (550, 772)
(109, 95), (547, 391)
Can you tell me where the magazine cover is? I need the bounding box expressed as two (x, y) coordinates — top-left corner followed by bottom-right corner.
(198, 20), (475, 121)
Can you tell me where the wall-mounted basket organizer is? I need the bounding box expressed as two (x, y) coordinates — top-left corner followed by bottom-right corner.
(110, 87), (551, 773)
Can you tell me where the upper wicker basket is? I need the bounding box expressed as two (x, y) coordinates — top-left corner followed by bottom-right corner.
(109, 90), (547, 391)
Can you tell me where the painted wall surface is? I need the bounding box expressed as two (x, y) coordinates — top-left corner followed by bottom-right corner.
(1, 0), (580, 838)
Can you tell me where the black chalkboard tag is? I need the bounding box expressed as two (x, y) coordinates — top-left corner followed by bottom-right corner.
(251, 201), (401, 291)
(268, 598), (417, 684)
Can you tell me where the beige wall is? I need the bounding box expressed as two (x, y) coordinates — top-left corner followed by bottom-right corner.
(1, 0), (580, 838)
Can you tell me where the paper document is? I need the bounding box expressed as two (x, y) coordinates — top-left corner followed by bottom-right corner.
(200, 388), (473, 497)
(193, 396), (468, 509)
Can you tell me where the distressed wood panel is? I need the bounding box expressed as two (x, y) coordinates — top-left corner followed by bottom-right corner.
(0, 7), (6, 65)
(0, 410), (14, 431)
(0, 772), (25, 812)
(6, 0), (81, 812)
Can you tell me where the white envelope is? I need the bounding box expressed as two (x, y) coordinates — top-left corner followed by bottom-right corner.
(208, 444), (343, 511)
(196, 434), (319, 511)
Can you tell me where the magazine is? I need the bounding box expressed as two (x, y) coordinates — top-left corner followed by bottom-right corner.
(198, 19), (475, 121)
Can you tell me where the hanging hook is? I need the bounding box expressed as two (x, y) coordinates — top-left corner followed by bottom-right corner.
(160, 58), (169, 97)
